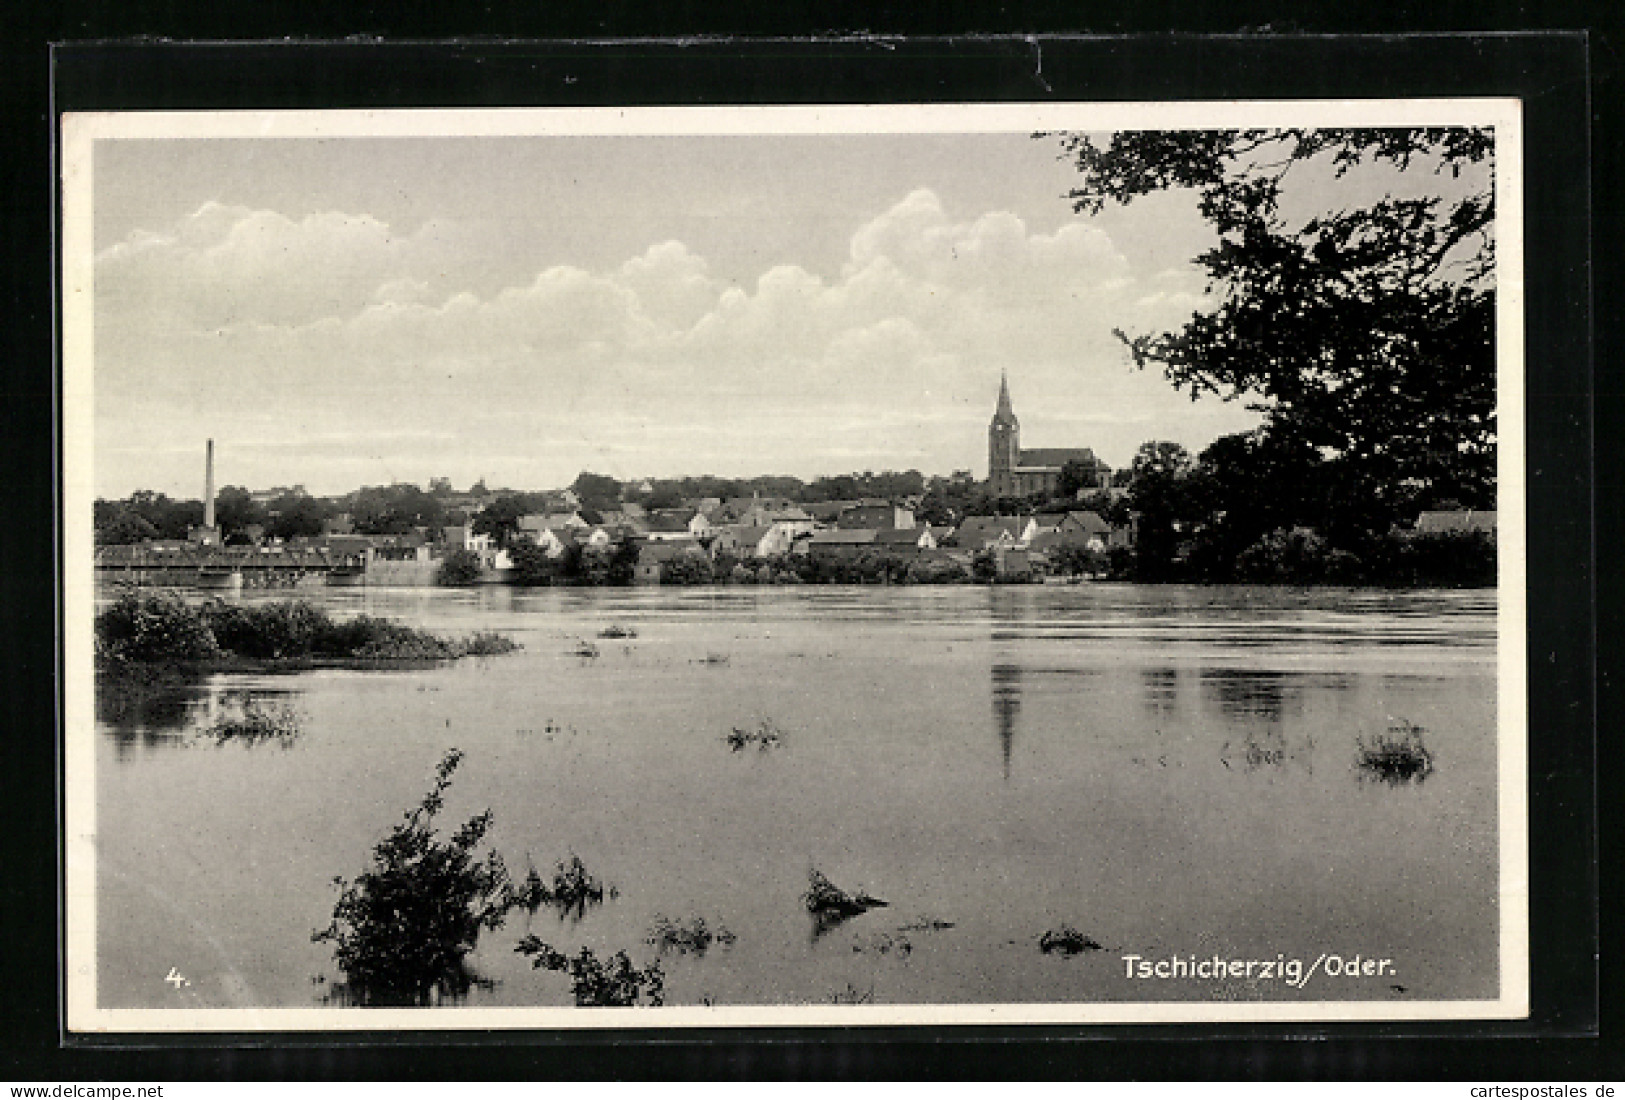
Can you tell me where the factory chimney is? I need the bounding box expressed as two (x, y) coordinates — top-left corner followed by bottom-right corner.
(204, 439), (216, 531)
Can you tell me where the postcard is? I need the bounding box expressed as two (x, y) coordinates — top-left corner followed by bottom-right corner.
(62, 99), (1526, 1031)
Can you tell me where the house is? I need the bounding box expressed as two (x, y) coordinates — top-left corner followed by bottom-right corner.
(802, 499), (859, 524)
(805, 528), (881, 561)
(837, 500), (915, 530)
(711, 524), (794, 559)
(1415, 510), (1497, 535)
(872, 526), (937, 552)
(633, 538), (707, 584)
(950, 515), (1038, 550)
(534, 510), (590, 531)
(644, 510), (711, 540)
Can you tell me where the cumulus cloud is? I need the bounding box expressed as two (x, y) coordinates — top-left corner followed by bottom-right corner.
(93, 189), (1256, 494)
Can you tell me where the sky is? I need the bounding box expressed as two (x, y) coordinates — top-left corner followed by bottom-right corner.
(87, 126), (1485, 499)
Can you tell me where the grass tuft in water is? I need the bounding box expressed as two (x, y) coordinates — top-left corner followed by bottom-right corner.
(201, 690), (301, 746)
(725, 718), (785, 753)
(1039, 926), (1104, 955)
(805, 868), (889, 937)
(646, 915), (737, 956)
(1356, 719), (1436, 785)
(513, 854), (613, 921)
(516, 937), (665, 1007)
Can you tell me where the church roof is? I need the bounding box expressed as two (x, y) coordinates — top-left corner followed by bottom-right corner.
(1016, 447), (1105, 470)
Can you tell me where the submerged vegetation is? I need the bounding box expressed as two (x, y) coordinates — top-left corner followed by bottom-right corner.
(96, 592), (518, 670)
(200, 690), (302, 746)
(725, 718), (786, 753)
(1356, 720), (1437, 785)
(646, 915), (737, 956)
(516, 938), (666, 1007)
(312, 749), (518, 1006)
(805, 869), (888, 938)
(515, 855), (613, 921)
(1039, 926), (1105, 956)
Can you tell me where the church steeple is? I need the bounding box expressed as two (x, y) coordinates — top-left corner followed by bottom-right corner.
(993, 370), (1017, 427)
(988, 371), (1021, 496)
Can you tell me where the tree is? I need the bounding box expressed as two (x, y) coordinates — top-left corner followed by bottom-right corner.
(570, 472), (622, 512)
(1055, 459), (1097, 500)
(1126, 441), (1199, 581)
(436, 548), (485, 587)
(471, 493), (529, 548)
(1052, 128), (1495, 539)
(212, 486), (266, 544)
(348, 484), (445, 536)
(95, 506), (158, 545)
(506, 541), (558, 588)
(265, 492), (330, 541)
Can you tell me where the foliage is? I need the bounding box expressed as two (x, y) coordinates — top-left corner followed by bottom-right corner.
(725, 718), (786, 752)
(344, 483), (446, 536)
(436, 548), (485, 587)
(263, 491), (331, 541)
(1234, 527), (1364, 585)
(515, 938), (666, 1007)
(470, 493), (531, 548)
(94, 592), (220, 663)
(646, 915), (737, 956)
(1355, 720), (1436, 785)
(1052, 127), (1496, 541)
(569, 471), (623, 512)
(970, 548), (999, 583)
(505, 541), (561, 587)
(312, 749), (517, 1006)
(95, 508), (159, 546)
(95, 492), (204, 542)
(201, 690), (302, 746)
(96, 594), (516, 666)
(659, 551), (715, 586)
(1039, 926), (1104, 955)
(1049, 543), (1109, 577)
(513, 855), (612, 921)
(1055, 459), (1101, 499)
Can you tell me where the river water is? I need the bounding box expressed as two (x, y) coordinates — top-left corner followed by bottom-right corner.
(93, 584), (1500, 1010)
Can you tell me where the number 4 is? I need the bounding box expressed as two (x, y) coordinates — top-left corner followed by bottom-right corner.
(165, 967), (188, 989)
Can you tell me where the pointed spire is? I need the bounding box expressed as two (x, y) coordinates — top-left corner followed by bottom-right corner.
(992, 370), (1017, 426)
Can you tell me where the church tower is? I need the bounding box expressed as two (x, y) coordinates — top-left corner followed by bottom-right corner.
(988, 371), (1020, 497)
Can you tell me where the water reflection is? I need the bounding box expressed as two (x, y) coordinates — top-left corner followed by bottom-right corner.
(97, 668), (208, 758)
(1200, 668), (1303, 725)
(1141, 667), (1180, 716)
(991, 663), (1022, 781)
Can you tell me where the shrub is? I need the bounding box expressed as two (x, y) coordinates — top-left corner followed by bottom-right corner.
(1039, 925), (1104, 955)
(312, 749), (518, 1006)
(516, 939), (665, 1007)
(437, 548), (485, 587)
(1355, 719), (1436, 785)
(1236, 527), (1364, 584)
(646, 915), (736, 956)
(659, 553), (714, 586)
(513, 854), (611, 921)
(506, 541), (560, 588)
(95, 593), (220, 663)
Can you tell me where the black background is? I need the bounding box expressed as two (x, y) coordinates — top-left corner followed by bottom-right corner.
(4, 7), (1616, 1083)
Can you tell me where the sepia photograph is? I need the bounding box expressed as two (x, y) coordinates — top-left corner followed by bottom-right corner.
(61, 100), (1527, 1031)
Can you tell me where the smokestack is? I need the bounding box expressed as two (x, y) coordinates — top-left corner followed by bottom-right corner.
(204, 439), (216, 530)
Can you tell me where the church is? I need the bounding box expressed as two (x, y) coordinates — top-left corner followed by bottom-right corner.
(987, 372), (1112, 498)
